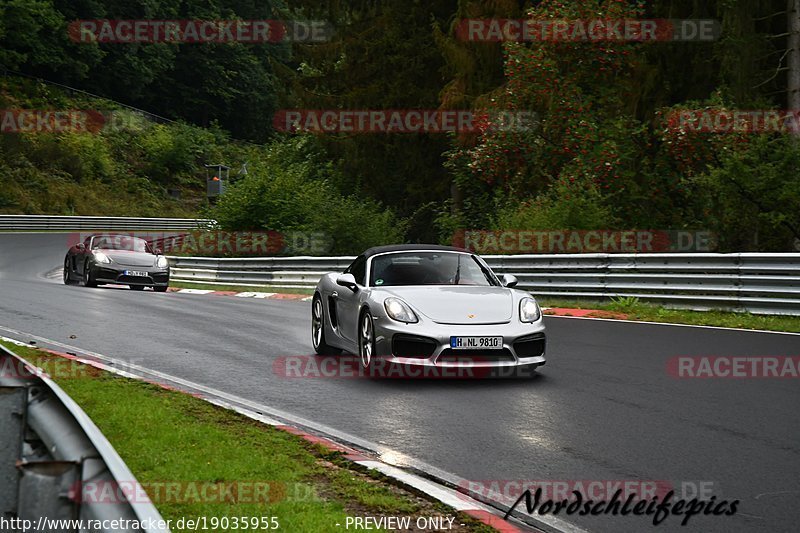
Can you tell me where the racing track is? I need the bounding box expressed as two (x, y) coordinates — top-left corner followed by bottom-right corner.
(0, 233), (798, 533)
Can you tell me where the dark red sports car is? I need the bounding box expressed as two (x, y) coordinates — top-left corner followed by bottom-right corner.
(64, 234), (170, 291)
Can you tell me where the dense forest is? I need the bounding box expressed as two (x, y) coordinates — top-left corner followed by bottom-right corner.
(1, 0), (798, 253)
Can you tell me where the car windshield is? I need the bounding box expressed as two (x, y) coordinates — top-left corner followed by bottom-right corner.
(369, 252), (497, 287)
(92, 236), (152, 253)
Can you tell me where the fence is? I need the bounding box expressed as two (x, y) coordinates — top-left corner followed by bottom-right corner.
(0, 215), (210, 231)
(167, 253), (800, 315)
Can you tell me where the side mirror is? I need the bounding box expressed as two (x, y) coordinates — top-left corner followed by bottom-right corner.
(501, 274), (518, 288)
(76, 243), (85, 251)
(154, 248), (162, 255)
(336, 273), (358, 291)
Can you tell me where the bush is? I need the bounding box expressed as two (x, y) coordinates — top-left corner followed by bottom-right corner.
(210, 137), (406, 255)
(689, 135), (800, 251)
(493, 172), (618, 231)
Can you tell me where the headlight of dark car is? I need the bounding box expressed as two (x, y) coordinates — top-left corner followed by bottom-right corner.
(384, 297), (418, 323)
(93, 251), (112, 264)
(520, 297), (541, 323)
(156, 256), (169, 268)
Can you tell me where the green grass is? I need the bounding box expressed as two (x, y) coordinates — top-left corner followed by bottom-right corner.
(169, 280), (314, 295)
(1, 342), (494, 533)
(540, 298), (800, 333)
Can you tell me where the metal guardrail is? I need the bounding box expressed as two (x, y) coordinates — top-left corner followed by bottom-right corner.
(484, 253), (800, 315)
(168, 256), (355, 289)
(0, 215), (211, 231)
(0, 343), (168, 532)
(167, 253), (800, 315)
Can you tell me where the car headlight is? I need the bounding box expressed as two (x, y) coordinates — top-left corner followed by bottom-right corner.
(384, 297), (418, 323)
(520, 297), (541, 323)
(93, 251), (111, 264)
(156, 256), (169, 268)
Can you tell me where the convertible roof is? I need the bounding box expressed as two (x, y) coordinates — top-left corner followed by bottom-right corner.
(362, 244), (469, 258)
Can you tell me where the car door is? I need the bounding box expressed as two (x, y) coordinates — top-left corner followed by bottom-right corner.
(336, 255), (367, 344)
(75, 235), (93, 275)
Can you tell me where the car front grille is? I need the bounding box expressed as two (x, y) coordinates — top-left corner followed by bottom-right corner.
(392, 335), (437, 359)
(514, 333), (546, 358)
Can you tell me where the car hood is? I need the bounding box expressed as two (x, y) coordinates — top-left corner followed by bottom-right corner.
(100, 250), (156, 267)
(379, 286), (514, 325)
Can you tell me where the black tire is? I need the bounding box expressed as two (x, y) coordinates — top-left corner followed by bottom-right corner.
(130, 285), (145, 291)
(311, 294), (338, 355)
(83, 261), (97, 287)
(154, 285), (168, 292)
(63, 256), (73, 285)
(358, 309), (376, 370)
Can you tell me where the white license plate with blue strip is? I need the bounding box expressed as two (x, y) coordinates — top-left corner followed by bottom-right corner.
(450, 336), (503, 350)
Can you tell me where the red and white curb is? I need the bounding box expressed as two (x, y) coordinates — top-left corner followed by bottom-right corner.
(0, 330), (562, 533)
(170, 288), (312, 301)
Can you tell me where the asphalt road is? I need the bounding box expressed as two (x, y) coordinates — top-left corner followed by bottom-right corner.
(1, 233), (798, 532)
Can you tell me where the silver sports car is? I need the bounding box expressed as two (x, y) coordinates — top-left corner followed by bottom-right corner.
(312, 245), (546, 375)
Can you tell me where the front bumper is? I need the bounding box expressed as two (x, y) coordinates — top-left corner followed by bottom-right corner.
(372, 316), (546, 370)
(92, 265), (170, 287)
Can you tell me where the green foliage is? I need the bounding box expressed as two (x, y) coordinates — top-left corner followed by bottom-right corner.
(210, 136), (406, 255)
(2, 0), (286, 141)
(609, 295), (641, 313)
(690, 135), (800, 251)
(0, 0), (99, 78)
(438, 0), (798, 251)
(284, 0), (455, 240)
(2, 0), (798, 253)
(0, 76), (237, 216)
(494, 173), (618, 231)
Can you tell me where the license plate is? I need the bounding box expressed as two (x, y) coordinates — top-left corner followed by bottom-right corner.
(125, 270), (149, 277)
(450, 336), (503, 350)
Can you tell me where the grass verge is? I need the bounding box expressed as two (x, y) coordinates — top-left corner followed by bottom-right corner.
(539, 297), (800, 333)
(0, 341), (494, 533)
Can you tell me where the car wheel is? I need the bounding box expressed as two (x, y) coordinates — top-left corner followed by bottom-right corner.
(130, 285), (145, 291)
(154, 286), (168, 292)
(63, 256), (73, 285)
(358, 310), (375, 370)
(83, 261), (97, 287)
(312, 295), (338, 355)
